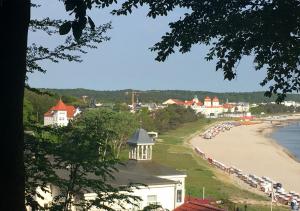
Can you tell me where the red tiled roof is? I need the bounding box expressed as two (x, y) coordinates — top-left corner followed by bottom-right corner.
(204, 96), (211, 101)
(204, 106), (223, 108)
(212, 97), (219, 102)
(184, 100), (194, 106)
(66, 105), (76, 118)
(241, 115), (254, 120)
(174, 197), (225, 211)
(223, 103), (234, 109)
(44, 110), (53, 117)
(196, 101), (203, 106)
(168, 99), (185, 105)
(44, 100), (76, 118)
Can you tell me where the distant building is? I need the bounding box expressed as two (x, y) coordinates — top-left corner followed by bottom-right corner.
(163, 96), (250, 118)
(282, 101), (300, 107)
(44, 99), (80, 126)
(163, 99), (185, 105)
(199, 97), (223, 118)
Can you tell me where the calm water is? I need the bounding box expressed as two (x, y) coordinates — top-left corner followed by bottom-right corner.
(271, 121), (300, 161)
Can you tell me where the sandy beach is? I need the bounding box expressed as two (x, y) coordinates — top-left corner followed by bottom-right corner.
(190, 120), (300, 193)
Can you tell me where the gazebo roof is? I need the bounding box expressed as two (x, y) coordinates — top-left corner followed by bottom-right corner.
(127, 128), (154, 145)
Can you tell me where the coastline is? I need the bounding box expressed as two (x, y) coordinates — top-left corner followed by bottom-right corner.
(260, 123), (300, 163)
(189, 115), (300, 193)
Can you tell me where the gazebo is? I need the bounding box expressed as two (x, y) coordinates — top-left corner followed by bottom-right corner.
(127, 128), (154, 161)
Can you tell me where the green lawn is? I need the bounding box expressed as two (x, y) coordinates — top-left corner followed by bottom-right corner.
(149, 118), (290, 211)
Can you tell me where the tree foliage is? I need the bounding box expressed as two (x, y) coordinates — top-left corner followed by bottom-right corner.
(24, 89), (57, 124)
(136, 105), (200, 133)
(25, 114), (141, 210)
(60, 0), (300, 102)
(82, 109), (139, 158)
(41, 88), (300, 104)
(27, 3), (111, 79)
(250, 103), (299, 115)
(112, 0), (300, 102)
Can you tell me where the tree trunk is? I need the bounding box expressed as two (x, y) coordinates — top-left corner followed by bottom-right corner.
(0, 0), (30, 210)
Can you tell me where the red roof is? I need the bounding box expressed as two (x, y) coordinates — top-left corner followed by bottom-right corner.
(223, 103), (234, 109)
(212, 97), (219, 102)
(204, 96), (211, 101)
(44, 100), (76, 118)
(169, 99), (185, 105)
(51, 99), (68, 111)
(196, 101), (203, 106)
(205, 105), (223, 108)
(174, 197), (225, 211)
(184, 100), (194, 106)
(240, 115), (254, 120)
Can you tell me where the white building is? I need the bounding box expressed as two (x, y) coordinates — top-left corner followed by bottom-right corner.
(44, 99), (80, 126)
(117, 128), (187, 210)
(163, 96), (251, 118)
(282, 101), (300, 107)
(31, 128), (186, 211)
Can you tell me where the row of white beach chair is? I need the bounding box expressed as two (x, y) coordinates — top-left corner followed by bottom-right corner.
(194, 147), (300, 205)
(202, 122), (240, 139)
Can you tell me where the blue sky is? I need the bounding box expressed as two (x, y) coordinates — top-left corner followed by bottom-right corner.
(28, 1), (267, 92)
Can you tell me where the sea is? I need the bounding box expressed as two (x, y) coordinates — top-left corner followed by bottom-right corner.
(271, 121), (300, 162)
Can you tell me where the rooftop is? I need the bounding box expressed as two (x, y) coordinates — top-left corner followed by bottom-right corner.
(117, 160), (186, 177)
(44, 99), (76, 118)
(174, 197), (225, 211)
(127, 128), (154, 145)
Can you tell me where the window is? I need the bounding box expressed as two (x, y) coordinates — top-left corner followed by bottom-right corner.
(176, 190), (182, 203)
(147, 195), (157, 206)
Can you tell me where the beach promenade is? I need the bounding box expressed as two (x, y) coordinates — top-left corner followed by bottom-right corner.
(190, 121), (300, 193)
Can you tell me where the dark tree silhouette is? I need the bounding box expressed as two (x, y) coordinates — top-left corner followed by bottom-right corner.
(0, 0), (30, 210)
(112, 0), (300, 102)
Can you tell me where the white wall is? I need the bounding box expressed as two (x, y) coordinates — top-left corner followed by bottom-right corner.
(44, 116), (54, 126)
(158, 175), (186, 207)
(84, 184), (177, 211)
(34, 181), (183, 211)
(44, 111), (69, 126)
(204, 100), (211, 107)
(55, 111), (69, 126)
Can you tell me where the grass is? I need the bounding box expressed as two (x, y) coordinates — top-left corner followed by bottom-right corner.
(149, 118), (290, 211)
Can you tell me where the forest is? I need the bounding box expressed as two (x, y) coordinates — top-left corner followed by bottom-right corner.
(41, 88), (300, 104)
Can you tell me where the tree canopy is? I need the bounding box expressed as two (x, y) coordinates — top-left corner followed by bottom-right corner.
(25, 112), (141, 210)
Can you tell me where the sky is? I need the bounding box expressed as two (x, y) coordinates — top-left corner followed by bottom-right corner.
(28, 1), (267, 92)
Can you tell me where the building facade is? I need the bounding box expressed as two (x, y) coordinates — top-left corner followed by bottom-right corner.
(163, 96), (250, 118)
(44, 99), (80, 126)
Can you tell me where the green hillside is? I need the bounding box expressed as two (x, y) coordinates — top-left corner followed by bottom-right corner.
(40, 88), (300, 104)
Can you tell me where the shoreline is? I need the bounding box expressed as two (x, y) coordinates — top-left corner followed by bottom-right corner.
(189, 115), (300, 194)
(260, 116), (300, 163)
(260, 123), (300, 163)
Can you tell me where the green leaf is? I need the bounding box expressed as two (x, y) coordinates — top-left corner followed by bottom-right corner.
(88, 16), (95, 30)
(59, 21), (72, 35)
